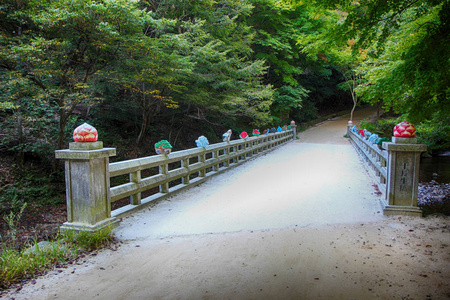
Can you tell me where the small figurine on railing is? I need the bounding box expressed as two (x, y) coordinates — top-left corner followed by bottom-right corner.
(195, 136), (209, 147)
(240, 131), (248, 139)
(155, 140), (172, 155)
(364, 129), (372, 139)
(73, 123), (98, 142)
(358, 129), (365, 137)
(263, 129), (269, 135)
(368, 133), (380, 144)
(222, 129), (232, 142)
(252, 129), (260, 136)
(277, 126), (282, 132)
(282, 125), (287, 131)
(270, 127), (276, 133)
(394, 121), (416, 137)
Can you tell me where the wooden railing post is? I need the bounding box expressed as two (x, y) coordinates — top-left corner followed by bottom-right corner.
(55, 141), (118, 232)
(181, 158), (190, 184)
(130, 170), (141, 205)
(199, 152), (206, 177)
(159, 161), (169, 193)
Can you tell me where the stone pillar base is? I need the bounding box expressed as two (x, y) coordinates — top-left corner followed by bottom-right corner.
(60, 217), (119, 233)
(381, 200), (423, 217)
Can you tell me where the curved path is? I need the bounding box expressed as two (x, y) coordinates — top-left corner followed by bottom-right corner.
(6, 107), (449, 300)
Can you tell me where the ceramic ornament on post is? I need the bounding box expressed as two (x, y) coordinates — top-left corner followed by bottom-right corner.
(73, 123), (98, 142)
(195, 136), (209, 147)
(393, 121), (416, 138)
(155, 140), (173, 155)
(222, 129), (232, 142)
(252, 129), (260, 136)
(240, 131), (248, 139)
(290, 120), (295, 125)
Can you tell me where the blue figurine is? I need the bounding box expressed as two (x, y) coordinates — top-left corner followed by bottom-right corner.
(368, 134), (379, 144)
(277, 126), (282, 132)
(195, 136), (209, 147)
(222, 129), (232, 142)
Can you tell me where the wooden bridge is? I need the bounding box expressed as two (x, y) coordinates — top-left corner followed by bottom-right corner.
(55, 107), (426, 233)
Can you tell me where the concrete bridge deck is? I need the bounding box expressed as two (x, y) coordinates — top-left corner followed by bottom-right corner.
(7, 107), (450, 300)
(116, 108), (382, 241)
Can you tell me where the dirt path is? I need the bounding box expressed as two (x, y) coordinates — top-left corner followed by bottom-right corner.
(5, 107), (450, 300)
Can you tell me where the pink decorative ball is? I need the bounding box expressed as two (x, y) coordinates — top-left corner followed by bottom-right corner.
(348, 120), (353, 126)
(290, 120), (295, 125)
(73, 123), (98, 142)
(393, 121), (416, 138)
(240, 131), (248, 139)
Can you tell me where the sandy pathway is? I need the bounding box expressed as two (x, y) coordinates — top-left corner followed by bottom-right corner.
(4, 107), (450, 300)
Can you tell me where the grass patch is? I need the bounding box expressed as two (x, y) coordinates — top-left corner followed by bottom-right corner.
(0, 226), (114, 290)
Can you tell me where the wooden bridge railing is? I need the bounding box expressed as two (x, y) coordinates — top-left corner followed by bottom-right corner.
(347, 128), (388, 197)
(55, 127), (296, 231)
(347, 125), (427, 217)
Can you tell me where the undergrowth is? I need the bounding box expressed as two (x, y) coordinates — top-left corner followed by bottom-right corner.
(0, 226), (114, 290)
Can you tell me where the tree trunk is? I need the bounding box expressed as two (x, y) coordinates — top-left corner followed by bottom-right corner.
(16, 114), (24, 168)
(136, 109), (150, 145)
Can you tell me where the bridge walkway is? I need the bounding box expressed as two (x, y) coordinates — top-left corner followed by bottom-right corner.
(116, 106), (382, 240)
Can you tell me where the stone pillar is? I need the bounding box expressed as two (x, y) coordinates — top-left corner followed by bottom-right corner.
(55, 141), (118, 231)
(290, 125), (297, 139)
(347, 120), (353, 136)
(382, 137), (427, 216)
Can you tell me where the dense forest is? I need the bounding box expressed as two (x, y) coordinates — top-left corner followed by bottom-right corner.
(1, 0), (449, 216)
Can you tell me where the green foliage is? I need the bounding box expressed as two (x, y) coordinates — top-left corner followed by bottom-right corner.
(248, 0), (306, 87)
(60, 227), (114, 252)
(416, 113), (450, 153)
(271, 85), (308, 123)
(0, 227), (113, 288)
(0, 171), (64, 217)
(2, 202), (27, 248)
(293, 98), (318, 123)
(359, 113), (450, 153)
(0, 242), (68, 288)
(359, 116), (402, 138)
(304, 0), (450, 126)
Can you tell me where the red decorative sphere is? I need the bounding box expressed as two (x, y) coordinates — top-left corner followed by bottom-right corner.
(240, 131), (248, 139)
(290, 120), (295, 125)
(393, 121), (416, 138)
(73, 123), (98, 142)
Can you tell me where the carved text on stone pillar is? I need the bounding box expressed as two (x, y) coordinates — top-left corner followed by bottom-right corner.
(399, 162), (409, 192)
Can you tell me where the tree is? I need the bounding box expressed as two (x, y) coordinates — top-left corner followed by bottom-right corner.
(141, 0), (274, 127)
(1, 0), (155, 151)
(302, 0), (450, 123)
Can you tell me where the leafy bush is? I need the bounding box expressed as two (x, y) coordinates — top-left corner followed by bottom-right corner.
(294, 98), (318, 123)
(416, 113), (450, 154)
(360, 116), (402, 138)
